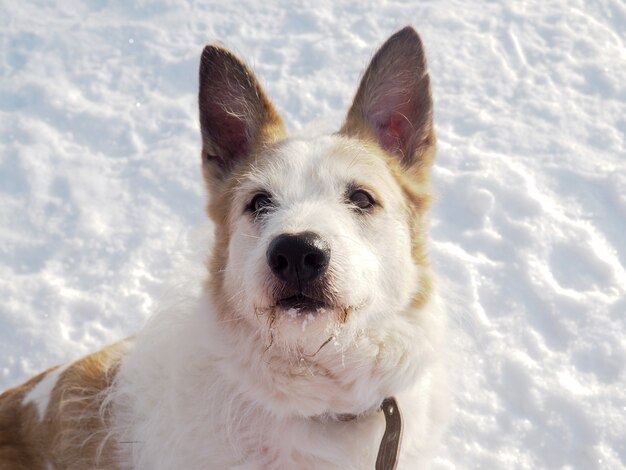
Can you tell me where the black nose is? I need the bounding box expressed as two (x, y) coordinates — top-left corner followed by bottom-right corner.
(267, 232), (330, 287)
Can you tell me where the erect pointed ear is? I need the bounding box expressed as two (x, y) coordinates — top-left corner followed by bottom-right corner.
(198, 45), (286, 179)
(341, 26), (435, 173)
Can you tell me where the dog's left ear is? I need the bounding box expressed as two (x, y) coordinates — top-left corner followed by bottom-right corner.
(198, 45), (286, 180)
(341, 26), (435, 174)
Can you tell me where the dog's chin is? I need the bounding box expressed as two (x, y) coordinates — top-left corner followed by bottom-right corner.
(271, 296), (361, 330)
(250, 288), (365, 340)
(276, 294), (327, 315)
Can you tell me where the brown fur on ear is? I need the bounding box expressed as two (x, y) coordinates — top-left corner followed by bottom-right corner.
(198, 45), (286, 181)
(341, 26), (435, 179)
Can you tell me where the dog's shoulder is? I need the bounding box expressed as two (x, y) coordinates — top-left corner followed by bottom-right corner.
(0, 340), (130, 470)
(0, 367), (55, 469)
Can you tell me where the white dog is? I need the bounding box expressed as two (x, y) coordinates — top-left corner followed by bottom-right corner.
(0, 26), (447, 469)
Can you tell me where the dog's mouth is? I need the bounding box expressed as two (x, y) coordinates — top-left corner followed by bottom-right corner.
(277, 294), (327, 313)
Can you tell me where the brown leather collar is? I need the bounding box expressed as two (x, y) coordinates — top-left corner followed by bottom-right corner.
(376, 397), (403, 470)
(320, 397), (404, 469)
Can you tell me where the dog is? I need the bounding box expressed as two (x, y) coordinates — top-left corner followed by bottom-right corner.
(0, 26), (447, 469)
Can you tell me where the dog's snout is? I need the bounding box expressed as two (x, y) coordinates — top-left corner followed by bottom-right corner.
(267, 232), (330, 286)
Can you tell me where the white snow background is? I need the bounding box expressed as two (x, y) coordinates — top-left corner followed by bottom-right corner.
(1, 0), (625, 468)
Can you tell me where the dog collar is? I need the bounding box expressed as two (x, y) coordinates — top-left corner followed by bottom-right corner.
(327, 397), (403, 470)
(376, 397), (403, 470)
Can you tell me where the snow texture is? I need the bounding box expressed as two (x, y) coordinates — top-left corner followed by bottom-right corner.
(1, 1), (625, 468)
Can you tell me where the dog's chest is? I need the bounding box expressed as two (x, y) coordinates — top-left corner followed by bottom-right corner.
(192, 415), (384, 469)
(119, 383), (385, 470)
(240, 414), (385, 469)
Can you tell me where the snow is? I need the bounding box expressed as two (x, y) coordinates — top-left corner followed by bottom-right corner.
(1, 0), (625, 468)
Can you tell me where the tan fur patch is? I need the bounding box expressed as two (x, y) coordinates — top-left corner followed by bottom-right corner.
(0, 367), (55, 469)
(358, 139), (434, 310)
(0, 342), (127, 470)
(386, 150), (435, 309)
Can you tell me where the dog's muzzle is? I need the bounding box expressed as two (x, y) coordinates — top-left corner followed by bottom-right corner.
(266, 231), (330, 288)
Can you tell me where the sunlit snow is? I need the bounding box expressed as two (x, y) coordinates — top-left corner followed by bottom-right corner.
(1, 1), (625, 468)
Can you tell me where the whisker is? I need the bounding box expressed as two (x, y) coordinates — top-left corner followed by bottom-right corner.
(302, 335), (334, 358)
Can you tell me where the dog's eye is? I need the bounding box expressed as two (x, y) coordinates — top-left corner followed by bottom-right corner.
(349, 189), (376, 211)
(247, 193), (273, 215)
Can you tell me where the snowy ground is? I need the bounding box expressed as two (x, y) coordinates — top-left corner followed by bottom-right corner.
(1, 0), (625, 468)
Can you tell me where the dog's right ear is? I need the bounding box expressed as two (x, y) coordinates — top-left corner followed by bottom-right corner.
(198, 46), (285, 180)
(341, 27), (435, 178)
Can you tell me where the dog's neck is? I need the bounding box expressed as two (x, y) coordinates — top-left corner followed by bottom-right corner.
(313, 396), (404, 470)
(314, 404), (377, 423)
(306, 397), (406, 469)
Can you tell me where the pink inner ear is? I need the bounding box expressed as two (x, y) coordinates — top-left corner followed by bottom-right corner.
(373, 111), (412, 156)
(366, 77), (419, 158)
(219, 112), (250, 159)
(206, 82), (254, 161)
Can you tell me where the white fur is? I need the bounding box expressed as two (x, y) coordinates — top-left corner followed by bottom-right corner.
(111, 134), (447, 469)
(23, 363), (70, 420)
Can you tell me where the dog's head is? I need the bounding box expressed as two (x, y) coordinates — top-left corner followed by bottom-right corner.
(198, 27), (438, 412)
